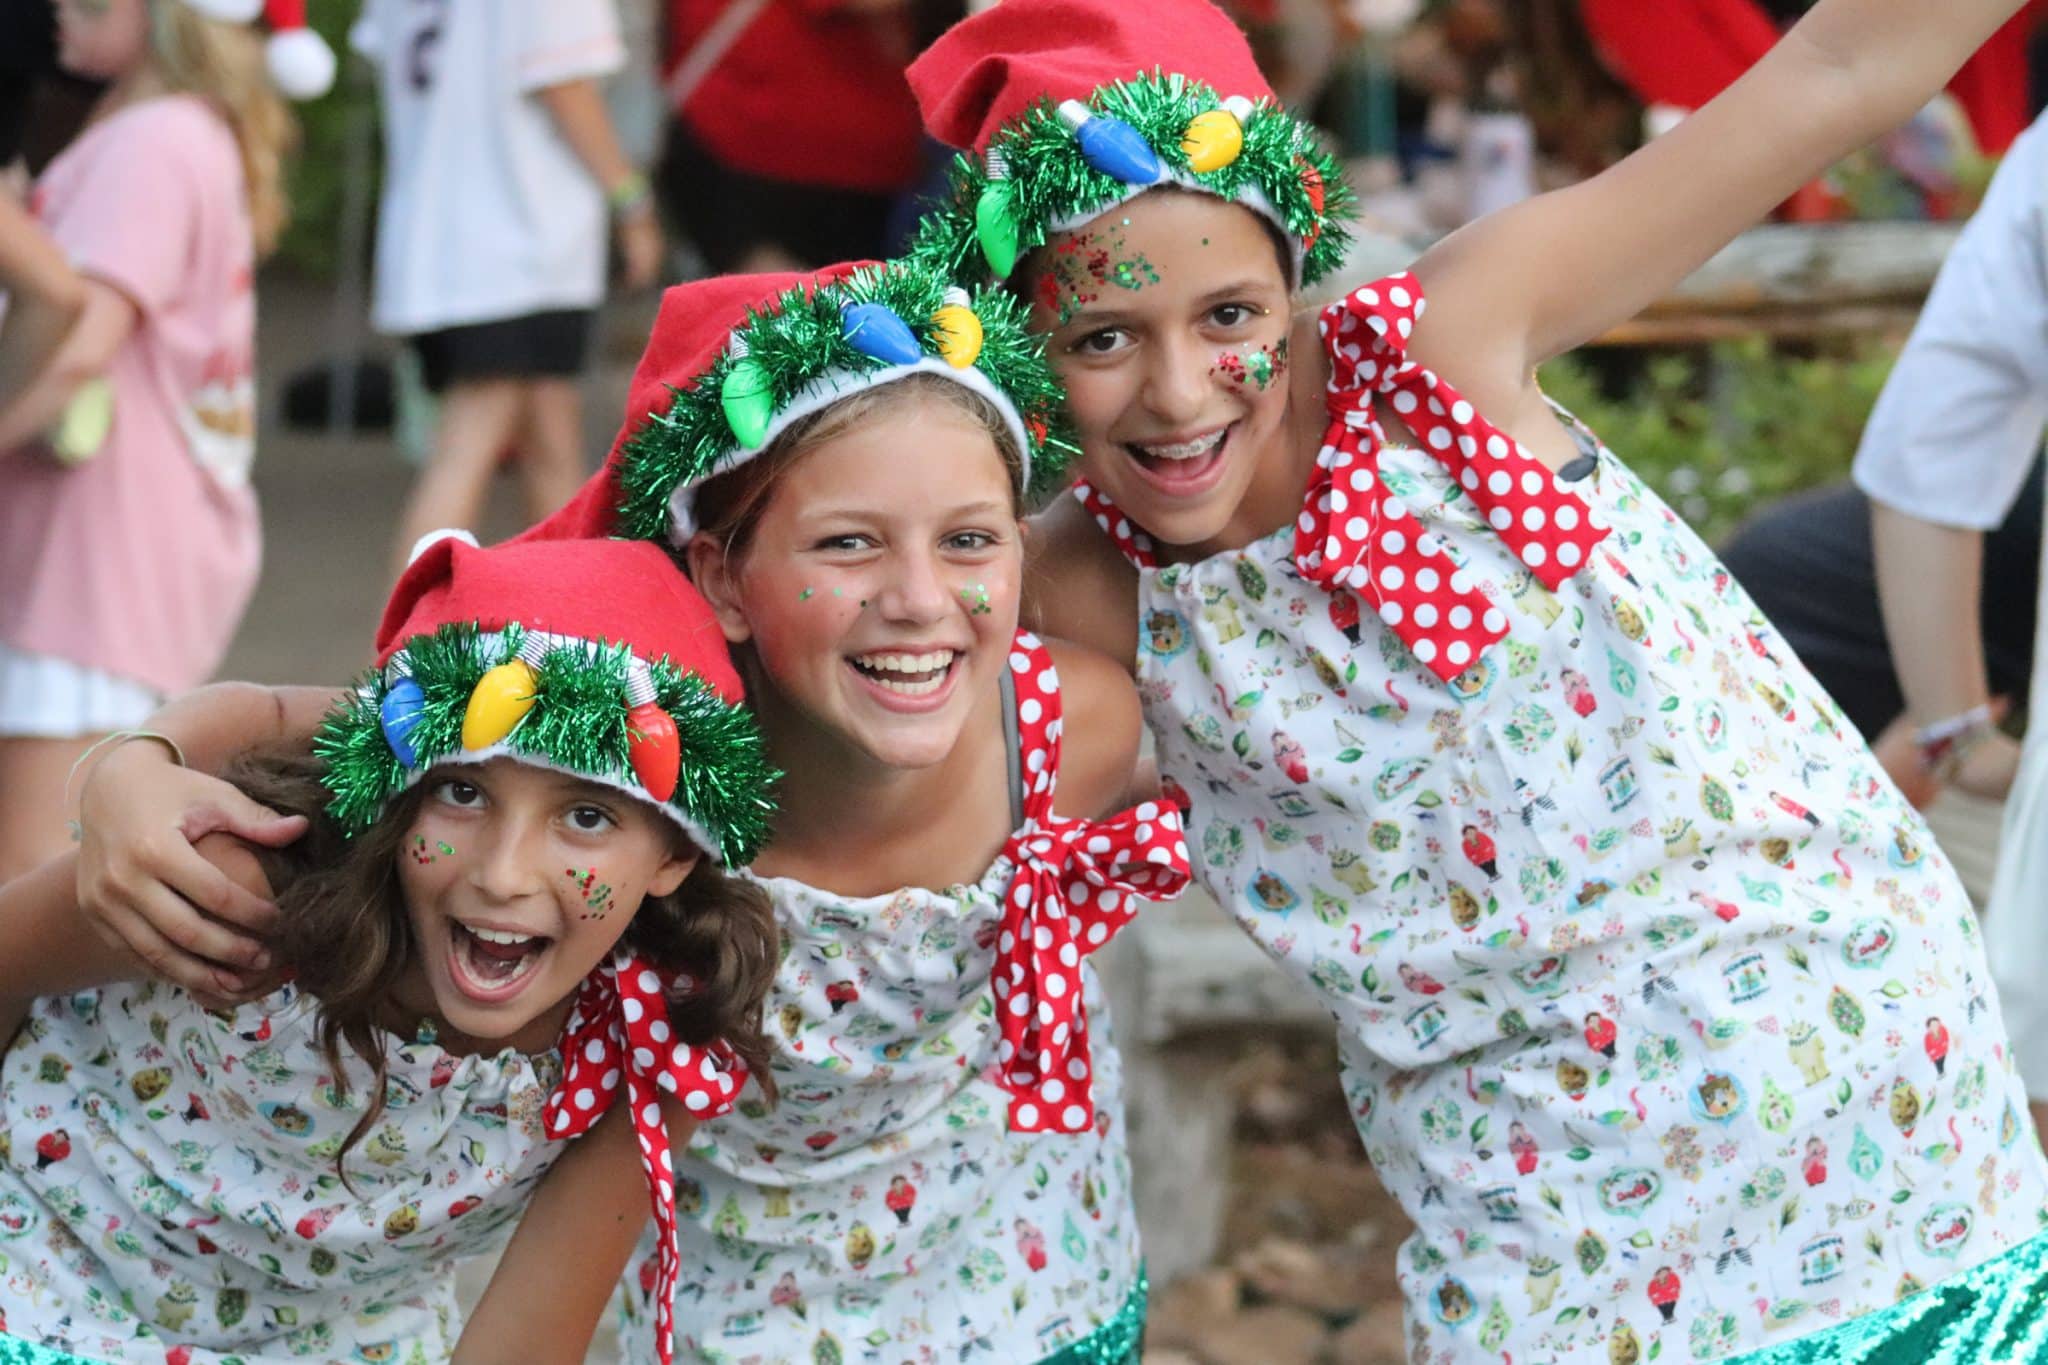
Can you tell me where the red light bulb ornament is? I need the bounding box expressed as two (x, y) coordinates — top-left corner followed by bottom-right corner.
(1058, 100), (1162, 186)
(623, 663), (681, 803)
(1297, 157), (1327, 250)
(462, 635), (549, 751)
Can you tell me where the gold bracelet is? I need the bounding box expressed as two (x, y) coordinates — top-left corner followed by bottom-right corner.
(63, 730), (189, 840)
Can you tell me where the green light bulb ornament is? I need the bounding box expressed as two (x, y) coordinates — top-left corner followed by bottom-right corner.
(719, 334), (774, 448)
(975, 149), (1022, 279)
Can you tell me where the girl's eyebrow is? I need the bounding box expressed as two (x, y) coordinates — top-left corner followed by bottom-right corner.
(795, 500), (1011, 522)
(1060, 277), (1280, 330)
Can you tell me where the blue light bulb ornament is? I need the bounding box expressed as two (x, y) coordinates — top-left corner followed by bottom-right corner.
(1058, 100), (1161, 186)
(841, 303), (923, 367)
(379, 668), (427, 767)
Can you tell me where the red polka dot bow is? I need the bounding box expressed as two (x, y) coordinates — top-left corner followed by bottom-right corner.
(1304, 271), (1609, 681)
(546, 952), (747, 1365)
(995, 802), (1189, 1133)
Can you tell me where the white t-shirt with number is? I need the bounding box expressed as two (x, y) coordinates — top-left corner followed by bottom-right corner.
(353, 0), (626, 335)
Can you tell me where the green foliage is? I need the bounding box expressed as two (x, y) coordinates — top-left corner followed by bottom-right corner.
(1538, 337), (1899, 545)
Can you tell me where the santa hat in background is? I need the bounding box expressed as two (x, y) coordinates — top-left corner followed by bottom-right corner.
(179, 0), (338, 100)
(316, 532), (776, 866)
(903, 0), (1353, 286)
(518, 256), (1072, 548)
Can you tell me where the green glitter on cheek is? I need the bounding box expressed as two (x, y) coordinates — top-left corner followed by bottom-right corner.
(566, 867), (615, 920)
(958, 583), (992, 615)
(409, 836), (435, 865)
(437, 842), (455, 857)
(799, 587), (813, 601)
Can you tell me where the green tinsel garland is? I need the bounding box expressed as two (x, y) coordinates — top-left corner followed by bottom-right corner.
(906, 70), (1355, 289)
(612, 258), (1074, 544)
(315, 621), (778, 866)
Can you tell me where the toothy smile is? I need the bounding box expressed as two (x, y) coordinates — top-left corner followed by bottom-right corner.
(448, 921), (553, 1000)
(849, 649), (959, 696)
(1128, 429), (1226, 461)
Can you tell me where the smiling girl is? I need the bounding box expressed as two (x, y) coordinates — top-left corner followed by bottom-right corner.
(64, 259), (1192, 1362)
(901, 0), (2048, 1357)
(0, 534), (777, 1364)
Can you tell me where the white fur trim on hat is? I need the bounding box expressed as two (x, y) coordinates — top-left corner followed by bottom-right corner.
(1048, 176), (1306, 285)
(407, 527), (481, 567)
(268, 26), (337, 100)
(664, 357), (1033, 545)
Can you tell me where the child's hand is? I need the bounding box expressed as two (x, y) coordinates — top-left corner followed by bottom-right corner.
(75, 742), (305, 1003)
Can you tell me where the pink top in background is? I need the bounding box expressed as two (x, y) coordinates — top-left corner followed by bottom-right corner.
(0, 95), (261, 696)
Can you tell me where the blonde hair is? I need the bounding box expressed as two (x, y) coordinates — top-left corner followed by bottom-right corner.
(149, 3), (298, 255)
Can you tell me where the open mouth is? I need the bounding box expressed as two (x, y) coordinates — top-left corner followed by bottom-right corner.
(446, 922), (553, 1004)
(1122, 424), (1233, 495)
(848, 649), (959, 698)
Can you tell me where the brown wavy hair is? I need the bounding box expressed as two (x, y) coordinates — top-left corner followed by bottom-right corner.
(149, 4), (297, 255)
(226, 747), (780, 1173)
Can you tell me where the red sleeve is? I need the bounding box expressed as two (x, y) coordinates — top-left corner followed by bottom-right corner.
(1578, 0), (1780, 110)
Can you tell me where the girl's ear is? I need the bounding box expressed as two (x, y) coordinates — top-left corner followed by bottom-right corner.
(647, 846), (700, 901)
(685, 533), (754, 645)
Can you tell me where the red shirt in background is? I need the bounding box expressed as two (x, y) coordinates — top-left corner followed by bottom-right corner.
(667, 0), (924, 193)
(1580, 0), (2047, 156)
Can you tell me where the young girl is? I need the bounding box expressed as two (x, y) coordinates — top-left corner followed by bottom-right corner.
(0, 533), (778, 1364)
(70, 258), (1192, 1362)
(0, 0), (329, 882)
(902, 0), (2048, 1357)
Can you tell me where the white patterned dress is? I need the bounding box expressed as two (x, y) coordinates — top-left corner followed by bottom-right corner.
(1081, 274), (2048, 1362)
(0, 979), (560, 1364)
(617, 633), (1184, 1365)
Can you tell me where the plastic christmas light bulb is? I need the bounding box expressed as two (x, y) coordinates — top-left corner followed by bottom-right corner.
(930, 289), (984, 369)
(719, 334), (774, 449)
(841, 303), (923, 366)
(379, 664), (427, 767)
(624, 666), (681, 802)
(462, 638), (548, 750)
(1057, 100), (1161, 186)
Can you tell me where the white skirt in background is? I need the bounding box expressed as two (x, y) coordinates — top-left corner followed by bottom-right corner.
(0, 639), (160, 739)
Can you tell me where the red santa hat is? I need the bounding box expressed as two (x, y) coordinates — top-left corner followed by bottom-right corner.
(317, 532), (773, 865)
(903, 0), (1351, 285)
(519, 257), (1070, 547)
(178, 0), (337, 100)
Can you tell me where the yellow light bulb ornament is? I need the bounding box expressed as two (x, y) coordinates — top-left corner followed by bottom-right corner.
(1181, 96), (1256, 174)
(930, 288), (984, 369)
(462, 636), (549, 750)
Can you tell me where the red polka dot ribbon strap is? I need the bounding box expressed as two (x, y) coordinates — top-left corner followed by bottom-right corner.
(1071, 480), (1157, 570)
(994, 634), (1190, 1133)
(1305, 271), (1610, 681)
(545, 951), (747, 1365)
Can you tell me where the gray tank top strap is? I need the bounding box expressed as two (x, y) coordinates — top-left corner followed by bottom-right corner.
(1000, 667), (1026, 829)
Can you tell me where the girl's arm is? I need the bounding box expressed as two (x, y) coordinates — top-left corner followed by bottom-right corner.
(533, 79), (664, 291)
(454, 1101), (701, 1365)
(0, 851), (142, 1048)
(1044, 638), (1146, 820)
(0, 276), (135, 454)
(0, 198), (84, 404)
(75, 684), (338, 1000)
(2, 834), (281, 1045)
(1411, 0), (2030, 456)
(1022, 494), (1142, 677)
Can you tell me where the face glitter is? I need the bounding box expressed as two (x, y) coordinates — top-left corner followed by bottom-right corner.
(410, 836), (436, 865)
(567, 867), (615, 920)
(959, 583), (992, 616)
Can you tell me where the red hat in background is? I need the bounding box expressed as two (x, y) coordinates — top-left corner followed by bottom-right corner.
(178, 0), (337, 99)
(912, 0), (1272, 154)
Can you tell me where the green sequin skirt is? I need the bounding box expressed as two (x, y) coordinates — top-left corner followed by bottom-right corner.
(1730, 1227), (2048, 1363)
(0, 1336), (103, 1365)
(1039, 1271), (1147, 1365)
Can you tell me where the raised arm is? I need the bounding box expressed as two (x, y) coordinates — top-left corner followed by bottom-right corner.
(0, 197), (84, 405)
(454, 1100), (701, 1365)
(1412, 0), (2032, 431)
(74, 683), (337, 1000)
